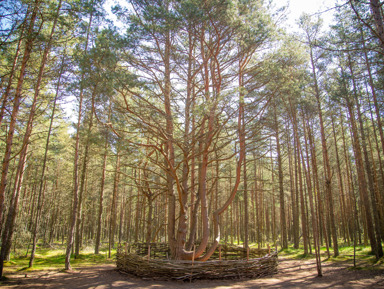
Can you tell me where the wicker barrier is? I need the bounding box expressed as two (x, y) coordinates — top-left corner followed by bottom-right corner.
(128, 242), (171, 259)
(116, 243), (278, 280)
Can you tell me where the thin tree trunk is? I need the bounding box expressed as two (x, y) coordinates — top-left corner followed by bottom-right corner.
(65, 8), (93, 270)
(95, 131), (109, 254)
(346, 52), (383, 257)
(302, 114), (322, 276)
(240, 70), (248, 250)
(334, 118), (349, 243)
(367, 98), (384, 234)
(340, 108), (362, 246)
(290, 106), (308, 255)
(352, 83), (383, 258)
(196, 68), (245, 261)
(309, 44), (338, 257)
(0, 2), (40, 252)
(0, 20), (25, 127)
(29, 54), (62, 267)
(361, 28), (384, 158)
(287, 124), (299, 249)
(75, 98), (95, 258)
(346, 95), (380, 259)
(370, 0), (384, 50)
(0, 1), (56, 274)
(109, 153), (120, 258)
(273, 102), (287, 249)
(308, 122), (330, 258)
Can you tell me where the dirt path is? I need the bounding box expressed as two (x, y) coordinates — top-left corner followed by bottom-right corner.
(2, 258), (384, 288)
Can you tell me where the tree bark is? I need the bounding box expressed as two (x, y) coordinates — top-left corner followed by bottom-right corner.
(345, 95), (380, 259)
(309, 43), (338, 257)
(0, 0), (58, 275)
(351, 72), (383, 258)
(195, 62), (245, 261)
(95, 130), (109, 254)
(0, 1), (40, 250)
(28, 2), (63, 267)
(370, 0), (384, 50)
(289, 100), (308, 255)
(109, 153), (120, 258)
(75, 97), (95, 258)
(273, 101), (287, 249)
(302, 113), (322, 276)
(65, 8), (93, 270)
(0, 20), (25, 127)
(29, 57), (62, 267)
(330, 114), (349, 244)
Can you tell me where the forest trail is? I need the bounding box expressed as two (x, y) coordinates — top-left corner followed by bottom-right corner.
(2, 257), (384, 288)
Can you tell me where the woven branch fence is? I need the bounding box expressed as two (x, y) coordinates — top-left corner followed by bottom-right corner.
(116, 243), (278, 280)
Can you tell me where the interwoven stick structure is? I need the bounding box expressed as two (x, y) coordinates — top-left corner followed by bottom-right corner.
(116, 243), (278, 280)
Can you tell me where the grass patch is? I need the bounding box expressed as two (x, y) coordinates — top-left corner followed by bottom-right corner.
(3, 243), (116, 274)
(279, 246), (314, 259)
(276, 243), (384, 268)
(323, 244), (382, 267)
(4, 242), (384, 275)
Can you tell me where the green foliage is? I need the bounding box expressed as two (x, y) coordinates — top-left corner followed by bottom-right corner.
(3, 244), (115, 273)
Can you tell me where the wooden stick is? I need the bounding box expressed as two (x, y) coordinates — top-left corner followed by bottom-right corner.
(190, 245), (196, 283)
(192, 245), (196, 266)
(148, 245), (151, 261)
(116, 247), (278, 280)
(247, 246), (249, 261)
(219, 245), (222, 261)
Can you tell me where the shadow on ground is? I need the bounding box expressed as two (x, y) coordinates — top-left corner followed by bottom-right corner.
(2, 258), (384, 288)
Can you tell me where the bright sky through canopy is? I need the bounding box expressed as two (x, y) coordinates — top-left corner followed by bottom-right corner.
(275, 0), (337, 29)
(104, 0), (338, 32)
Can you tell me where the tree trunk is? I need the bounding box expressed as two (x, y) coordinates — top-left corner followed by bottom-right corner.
(0, 2), (39, 252)
(331, 114), (349, 244)
(302, 114), (322, 276)
(240, 70), (248, 250)
(95, 131), (108, 254)
(0, 21), (25, 127)
(290, 103), (308, 255)
(29, 49), (62, 267)
(346, 96), (380, 259)
(307, 122), (330, 257)
(109, 153), (120, 258)
(174, 21), (196, 257)
(287, 123), (299, 249)
(75, 99), (95, 258)
(273, 102), (287, 249)
(195, 64), (245, 261)
(370, 0), (384, 50)
(361, 28), (384, 159)
(64, 8), (93, 271)
(351, 75), (383, 258)
(309, 45), (338, 257)
(0, 1), (55, 273)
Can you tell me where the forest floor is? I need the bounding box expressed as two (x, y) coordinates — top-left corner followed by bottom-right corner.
(2, 255), (384, 288)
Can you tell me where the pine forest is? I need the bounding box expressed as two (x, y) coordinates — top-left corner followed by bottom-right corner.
(0, 0), (384, 282)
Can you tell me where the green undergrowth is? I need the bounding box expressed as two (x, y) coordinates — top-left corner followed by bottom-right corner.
(4, 242), (384, 275)
(3, 244), (116, 274)
(326, 245), (384, 269)
(278, 243), (384, 269)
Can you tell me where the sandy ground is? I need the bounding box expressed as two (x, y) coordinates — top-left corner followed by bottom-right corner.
(2, 258), (384, 288)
